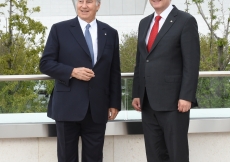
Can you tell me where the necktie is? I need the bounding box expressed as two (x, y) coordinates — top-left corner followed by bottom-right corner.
(147, 16), (162, 52)
(85, 24), (94, 66)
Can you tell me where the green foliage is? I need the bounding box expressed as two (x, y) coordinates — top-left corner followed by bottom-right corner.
(0, 0), (48, 113)
(192, 0), (204, 3)
(119, 32), (138, 110)
(192, 0), (230, 61)
(197, 34), (230, 107)
(189, 0), (230, 108)
(197, 77), (230, 108)
(0, 81), (49, 113)
(199, 34), (219, 71)
(120, 31), (137, 72)
(217, 38), (228, 46)
(121, 79), (134, 110)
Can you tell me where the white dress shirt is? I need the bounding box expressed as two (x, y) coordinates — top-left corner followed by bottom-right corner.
(78, 17), (98, 65)
(145, 5), (174, 45)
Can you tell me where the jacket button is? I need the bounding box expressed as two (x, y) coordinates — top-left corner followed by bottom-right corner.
(146, 60), (149, 62)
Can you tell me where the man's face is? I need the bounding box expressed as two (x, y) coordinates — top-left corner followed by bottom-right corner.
(77, 0), (100, 23)
(149, 0), (171, 14)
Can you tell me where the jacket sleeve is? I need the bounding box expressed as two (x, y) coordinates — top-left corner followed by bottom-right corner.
(39, 24), (73, 86)
(109, 30), (122, 110)
(179, 16), (200, 102)
(132, 22), (141, 99)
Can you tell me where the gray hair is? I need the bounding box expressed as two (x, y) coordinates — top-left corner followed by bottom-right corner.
(96, 0), (101, 5)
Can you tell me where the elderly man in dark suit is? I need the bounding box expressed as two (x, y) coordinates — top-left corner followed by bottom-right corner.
(39, 0), (121, 161)
(132, 0), (200, 161)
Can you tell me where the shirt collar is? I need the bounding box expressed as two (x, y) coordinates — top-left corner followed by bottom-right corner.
(78, 16), (97, 30)
(154, 4), (173, 20)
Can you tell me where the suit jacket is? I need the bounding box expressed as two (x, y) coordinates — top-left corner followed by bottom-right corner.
(39, 17), (121, 123)
(132, 6), (200, 111)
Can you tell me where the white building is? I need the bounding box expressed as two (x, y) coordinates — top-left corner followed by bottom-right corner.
(0, 0), (229, 41)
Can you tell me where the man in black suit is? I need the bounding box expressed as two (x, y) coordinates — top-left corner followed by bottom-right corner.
(39, 0), (121, 161)
(132, 0), (200, 161)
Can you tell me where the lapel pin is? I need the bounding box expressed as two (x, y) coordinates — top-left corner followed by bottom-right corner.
(170, 20), (173, 23)
(105, 33), (107, 35)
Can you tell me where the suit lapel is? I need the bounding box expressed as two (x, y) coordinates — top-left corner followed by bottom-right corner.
(149, 7), (178, 54)
(141, 14), (155, 56)
(69, 17), (91, 58)
(97, 20), (107, 63)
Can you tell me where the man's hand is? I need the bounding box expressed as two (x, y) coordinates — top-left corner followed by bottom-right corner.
(108, 108), (119, 120)
(132, 98), (141, 111)
(71, 67), (95, 81)
(178, 99), (191, 113)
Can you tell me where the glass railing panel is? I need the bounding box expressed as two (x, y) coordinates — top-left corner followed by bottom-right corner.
(1, 73), (230, 120)
(118, 76), (230, 120)
(0, 80), (53, 113)
(196, 77), (230, 108)
(119, 78), (141, 120)
(121, 77), (230, 110)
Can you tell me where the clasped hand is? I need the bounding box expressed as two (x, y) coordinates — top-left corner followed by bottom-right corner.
(71, 67), (95, 81)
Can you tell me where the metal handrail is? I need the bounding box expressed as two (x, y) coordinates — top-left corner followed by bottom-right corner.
(0, 71), (230, 81)
(1, 71), (230, 137)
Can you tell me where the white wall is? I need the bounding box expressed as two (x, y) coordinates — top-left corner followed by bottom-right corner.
(1, 133), (230, 162)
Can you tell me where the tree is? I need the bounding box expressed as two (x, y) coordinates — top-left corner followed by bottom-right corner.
(189, 0), (230, 71)
(186, 0), (230, 108)
(0, 0), (49, 113)
(119, 32), (137, 110)
(120, 31), (137, 73)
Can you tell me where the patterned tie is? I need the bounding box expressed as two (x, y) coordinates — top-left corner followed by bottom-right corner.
(85, 24), (94, 66)
(147, 16), (162, 52)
